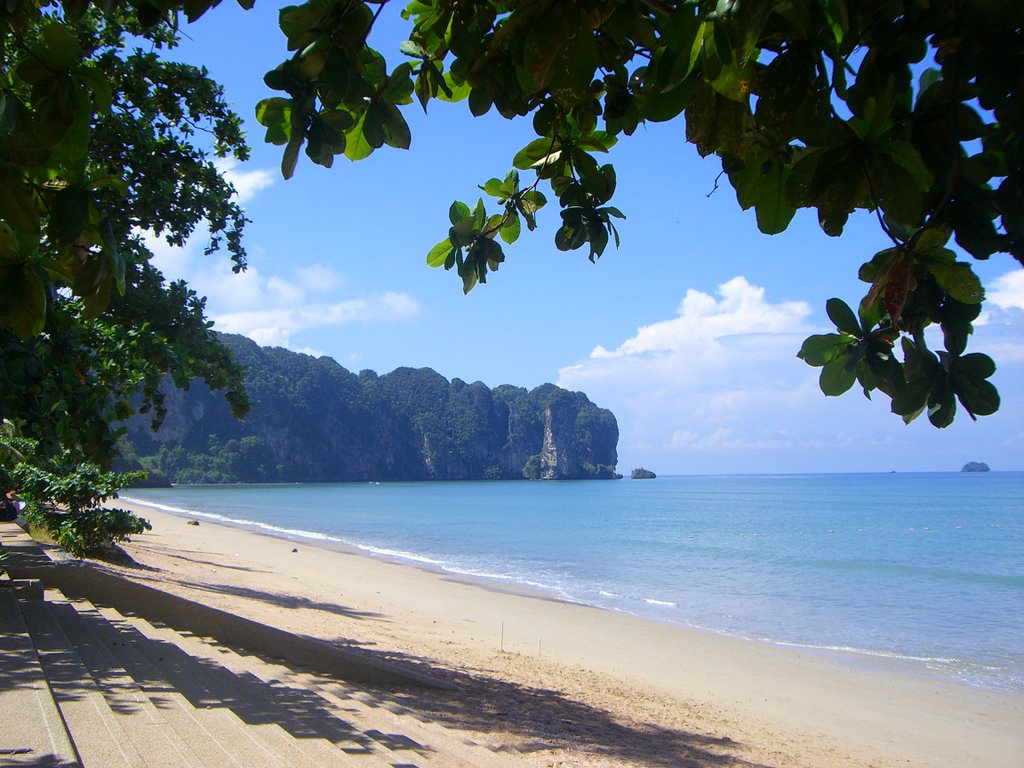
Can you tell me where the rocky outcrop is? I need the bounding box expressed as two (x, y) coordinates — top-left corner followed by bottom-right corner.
(121, 335), (619, 483)
(961, 461), (991, 472)
(630, 468), (656, 479)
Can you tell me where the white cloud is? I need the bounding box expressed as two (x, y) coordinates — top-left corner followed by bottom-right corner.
(212, 292), (420, 349)
(215, 158), (276, 204)
(556, 277), (873, 469)
(558, 274), (1024, 473)
(988, 269), (1024, 311)
(590, 277), (812, 360)
(296, 264), (344, 294)
(973, 270), (1024, 363)
(141, 231), (421, 353)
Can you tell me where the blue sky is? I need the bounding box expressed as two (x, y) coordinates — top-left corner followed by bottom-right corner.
(149, 3), (1024, 474)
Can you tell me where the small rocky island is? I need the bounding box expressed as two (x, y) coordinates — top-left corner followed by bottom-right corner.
(961, 462), (991, 472)
(631, 467), (657, 479)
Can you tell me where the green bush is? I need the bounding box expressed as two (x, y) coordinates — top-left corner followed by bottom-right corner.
(12, 447), (150, 558)
(22, 503), (151, 558)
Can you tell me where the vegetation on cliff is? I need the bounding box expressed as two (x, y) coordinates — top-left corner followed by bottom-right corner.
(120, 335), (619, 483)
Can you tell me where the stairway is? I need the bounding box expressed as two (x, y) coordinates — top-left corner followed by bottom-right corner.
(0, 525), (524, 768)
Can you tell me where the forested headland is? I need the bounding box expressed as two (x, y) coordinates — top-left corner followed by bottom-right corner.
(119, 335), (619, 484)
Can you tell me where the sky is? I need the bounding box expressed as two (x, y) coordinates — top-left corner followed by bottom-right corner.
(148, 2), (1024, 475)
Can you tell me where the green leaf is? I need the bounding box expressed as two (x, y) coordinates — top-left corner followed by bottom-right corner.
(640, 79), (691, 123)
(820, 0), (849, 44)
(449, 217), (476, 246)
(484, 213), (504, 233)
(730, 152), (795, 234)
(183, 0), (219, 22)
(0, 167), (41, 236)
(685, 78), (748, 157)
(927, 388), (956, 428)
(256, 98), (293, 145)
(513, 138), (560, 170)
(472, 197), (486, 227)
(927, 262), (985, 304)
(281, 135), (302, 179)
(40, 22), (82, 70)
(478, 237), (504, 268)
(499, 213), (521, 245)
(575, 132), (618, 153)
(0, 262), (47, 338)
(797, 333), (847, 366)
(75, 65), (113, 114)
(819, 357), (857, 396)
(385, 63), (415, 105)
(449, 200), (471, 225)
(379, 101), (411, 149)
(954, 353), (996, 381)
(955, 379), (1000, 417)
(343, 113), (374, 161)
(858, 294), (885, 331)
(891, 377), (932, 419)
(0, 93), (17, 138)
(399, 40), (427, 59)
(426, 238), (453, 268)
(48, 187), (89, 243)
(362, 104), (386, 149)
(883, 141), (933, 192)
(826, 298), (861, 337)
(482, 178), (505, 198)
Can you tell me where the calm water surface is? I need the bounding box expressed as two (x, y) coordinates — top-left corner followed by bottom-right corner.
(125, 472), (1024, 692)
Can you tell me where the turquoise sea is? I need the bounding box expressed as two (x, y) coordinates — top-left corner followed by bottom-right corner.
(124, 472), (1024, 693)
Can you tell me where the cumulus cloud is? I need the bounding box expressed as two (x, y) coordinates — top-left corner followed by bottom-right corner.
(215, 158), (276, 204)
(988, 269), (1024, 311)
(590, 277), (812, 360)
(557, 277), (856, 467)
(563, 276), (814, 393)
(212, 291), (421, 349)
(974, 270), (1024, 363)
(558, 273), (1024, 472)
(142, 231), (421, 352)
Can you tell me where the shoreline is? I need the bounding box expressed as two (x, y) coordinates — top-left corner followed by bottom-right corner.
(108, 498), (1023, 768)
(121, 494), (1014, 695)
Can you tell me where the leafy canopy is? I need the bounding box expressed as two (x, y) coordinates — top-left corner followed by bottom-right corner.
(253, 0), (1021, 428)
(1, 0), (1021, 464)
(1, 2), (250, 544)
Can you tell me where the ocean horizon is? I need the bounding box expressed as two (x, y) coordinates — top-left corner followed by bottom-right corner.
(124, 471), (1024, 694)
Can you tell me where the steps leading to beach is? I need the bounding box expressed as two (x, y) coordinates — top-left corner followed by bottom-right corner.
(1, 523), (524, 767)
(0, 589), (79, 767)
(106, 608), (522, 768)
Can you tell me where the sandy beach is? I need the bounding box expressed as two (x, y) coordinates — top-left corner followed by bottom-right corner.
(98, 500), (1023, 768)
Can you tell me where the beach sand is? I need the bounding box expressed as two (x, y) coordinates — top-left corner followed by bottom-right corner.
(99, 501), (1022, 768)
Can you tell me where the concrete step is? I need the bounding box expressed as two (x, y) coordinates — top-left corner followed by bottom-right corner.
(0, 589), (80, 768)
(127, 617), (524, 768)
(45, 596), (253, 768)
(68, 597), (308, 768)
(82, 600), (385, 768)
(17, 596), (153, 767)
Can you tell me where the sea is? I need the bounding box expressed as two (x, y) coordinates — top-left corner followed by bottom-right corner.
(123, 472), (1024, 693)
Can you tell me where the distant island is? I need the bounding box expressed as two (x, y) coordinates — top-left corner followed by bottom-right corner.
(630, 468), (657, 479)
(119, 334), (620, 484)
(961, 462), (991, 472)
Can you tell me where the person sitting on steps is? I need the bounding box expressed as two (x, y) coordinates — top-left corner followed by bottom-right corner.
(1, 490), (19, 523)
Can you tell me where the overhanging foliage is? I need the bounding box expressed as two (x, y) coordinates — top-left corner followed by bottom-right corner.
(2, 0), (1021, 457)
(254, 0), (1020, 427)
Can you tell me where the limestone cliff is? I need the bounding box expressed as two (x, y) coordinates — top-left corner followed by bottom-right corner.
(121, 335), (620, 483)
